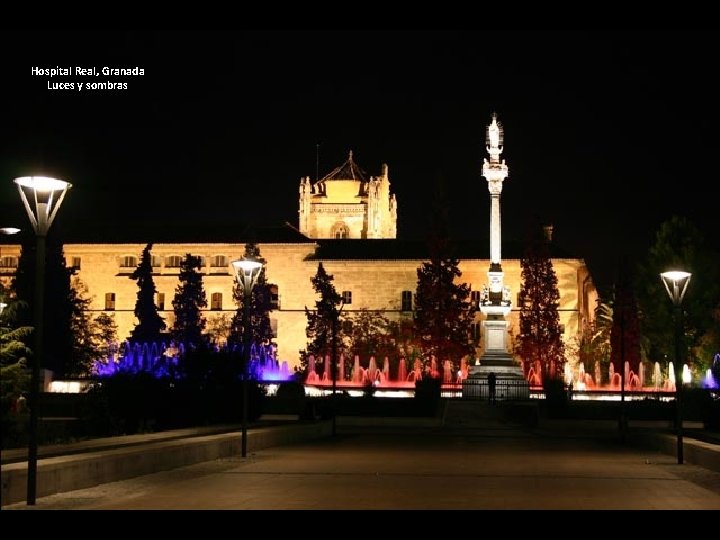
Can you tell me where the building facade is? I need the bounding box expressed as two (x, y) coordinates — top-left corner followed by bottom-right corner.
(0, 235), (597, 369)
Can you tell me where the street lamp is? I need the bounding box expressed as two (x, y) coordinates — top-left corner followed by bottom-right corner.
(15, 175), (71, 505)
(660, 269), (691, 465)
(232, 255), (263, 458)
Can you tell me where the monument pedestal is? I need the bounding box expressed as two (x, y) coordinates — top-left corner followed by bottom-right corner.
(464, 304), (528, 400)
(469, 304), (524, 380)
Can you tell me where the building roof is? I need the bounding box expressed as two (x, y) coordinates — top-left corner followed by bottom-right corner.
(319, 151), (368, 183)
(25, 221), (314, 245)
(308, 238), (575, 261)
(3, 223), (576, 260)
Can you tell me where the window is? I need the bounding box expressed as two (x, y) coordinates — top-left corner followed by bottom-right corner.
(471, 290), (481, 310)
(197, 256), (206, 268)
(331, 223), (349, 239)
(166, 255), (182, 268)
(105, 292), (116, 311)
(0, 256), (18, 268)
(120, 256), (137, 268)
(211, 292), (223, 310)
(211, 255), (227, 268)
(270, 284), (280, 309)
(71, 257), (81, 270)
(559, 324), (565, 335)
(342, 291), (352, 304)
(151, 255), (162, 267)
(270, 318), (278, 338)
(156, 292), (165, 311)
(401, 290), (412, 311)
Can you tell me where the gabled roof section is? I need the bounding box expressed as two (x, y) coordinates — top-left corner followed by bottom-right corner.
(320, 150), (368, 183)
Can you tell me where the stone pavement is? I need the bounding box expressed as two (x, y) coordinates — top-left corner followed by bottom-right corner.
(0, 424), (242, 465)
(4, 406), (720, 510)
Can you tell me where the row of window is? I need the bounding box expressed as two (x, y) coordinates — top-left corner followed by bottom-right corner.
(0, 256), (18, 268)
(104, 287), (281, 311)
(116, 255), (231, 269)
(99, 293), (561, 339)
(105, 292), (227, 311)
(104, 290), (407, 311)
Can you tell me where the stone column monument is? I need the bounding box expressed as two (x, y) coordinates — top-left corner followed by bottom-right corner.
(467, 115), (527, 397)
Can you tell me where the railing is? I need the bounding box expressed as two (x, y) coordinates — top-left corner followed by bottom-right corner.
(461, 378), (530, 401)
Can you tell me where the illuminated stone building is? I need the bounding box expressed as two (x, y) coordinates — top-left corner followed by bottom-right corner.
(1, 122), (597, 370)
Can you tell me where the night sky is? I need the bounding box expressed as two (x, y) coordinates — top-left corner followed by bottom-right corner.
(1, 30), (717, 295)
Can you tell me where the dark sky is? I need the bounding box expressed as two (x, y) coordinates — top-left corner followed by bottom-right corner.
(1, 30), (717, 295)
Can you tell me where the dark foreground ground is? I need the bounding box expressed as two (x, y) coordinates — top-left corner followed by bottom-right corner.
(5, 414), (720, 510)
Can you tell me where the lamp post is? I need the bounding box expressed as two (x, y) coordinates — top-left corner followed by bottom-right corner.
(232, 255), (263, 458)
(331, 300), (345, 437)
(619, 304), (627, 443)
(15, 176), (71, 504)
(660, 270), (691, 465)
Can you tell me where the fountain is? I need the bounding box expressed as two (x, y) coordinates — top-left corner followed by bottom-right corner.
(443, 360), (453, 383)
(653, 362), (662, 390)
(704, 368), (719, 389)
(545, 357), (697, 400)
(303, 352), (467, 395)
(93, 341), (294, 382)
(666, 362), (676, 392)
(398, 357), (407, 382)
(705, 353), (720, 389)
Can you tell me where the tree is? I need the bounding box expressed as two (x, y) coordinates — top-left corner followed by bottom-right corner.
(12, 237), (75, 376)
(303, 262), (344, 371)
(514, 226), (566, 379)
(229, 243), (275, 348)
(170, 254), (207, 348)
(413, 179), (474, 367)
(1, 297), (32, 418)
(129, 243), (165, 343)
(94, 312), (118, 360)
(206, 313), (232, 346)
(610, 261), (642, 379)
(346, 309), (398, 359)
(67, 276), (100, 377)
(636, 216), (720, 374)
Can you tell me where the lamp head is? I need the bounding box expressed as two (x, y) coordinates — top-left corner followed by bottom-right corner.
(14, 176), (71, 193)
(232, 256), (263, 293)
(0, 227), (21, 235)
(14, 176), (72, 235)
(660, 270), (692, 306)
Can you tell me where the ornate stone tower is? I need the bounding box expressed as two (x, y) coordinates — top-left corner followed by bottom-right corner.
(470, 114), (525, 383)
(298, 152), (397, 239)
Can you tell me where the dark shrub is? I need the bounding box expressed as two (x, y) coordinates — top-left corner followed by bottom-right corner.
(543, 376), (568, 417)
(415, 376), (441, 401)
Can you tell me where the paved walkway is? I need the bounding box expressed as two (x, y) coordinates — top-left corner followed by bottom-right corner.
(5, 419), (720, 510)
(0, 424), (242, 465)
